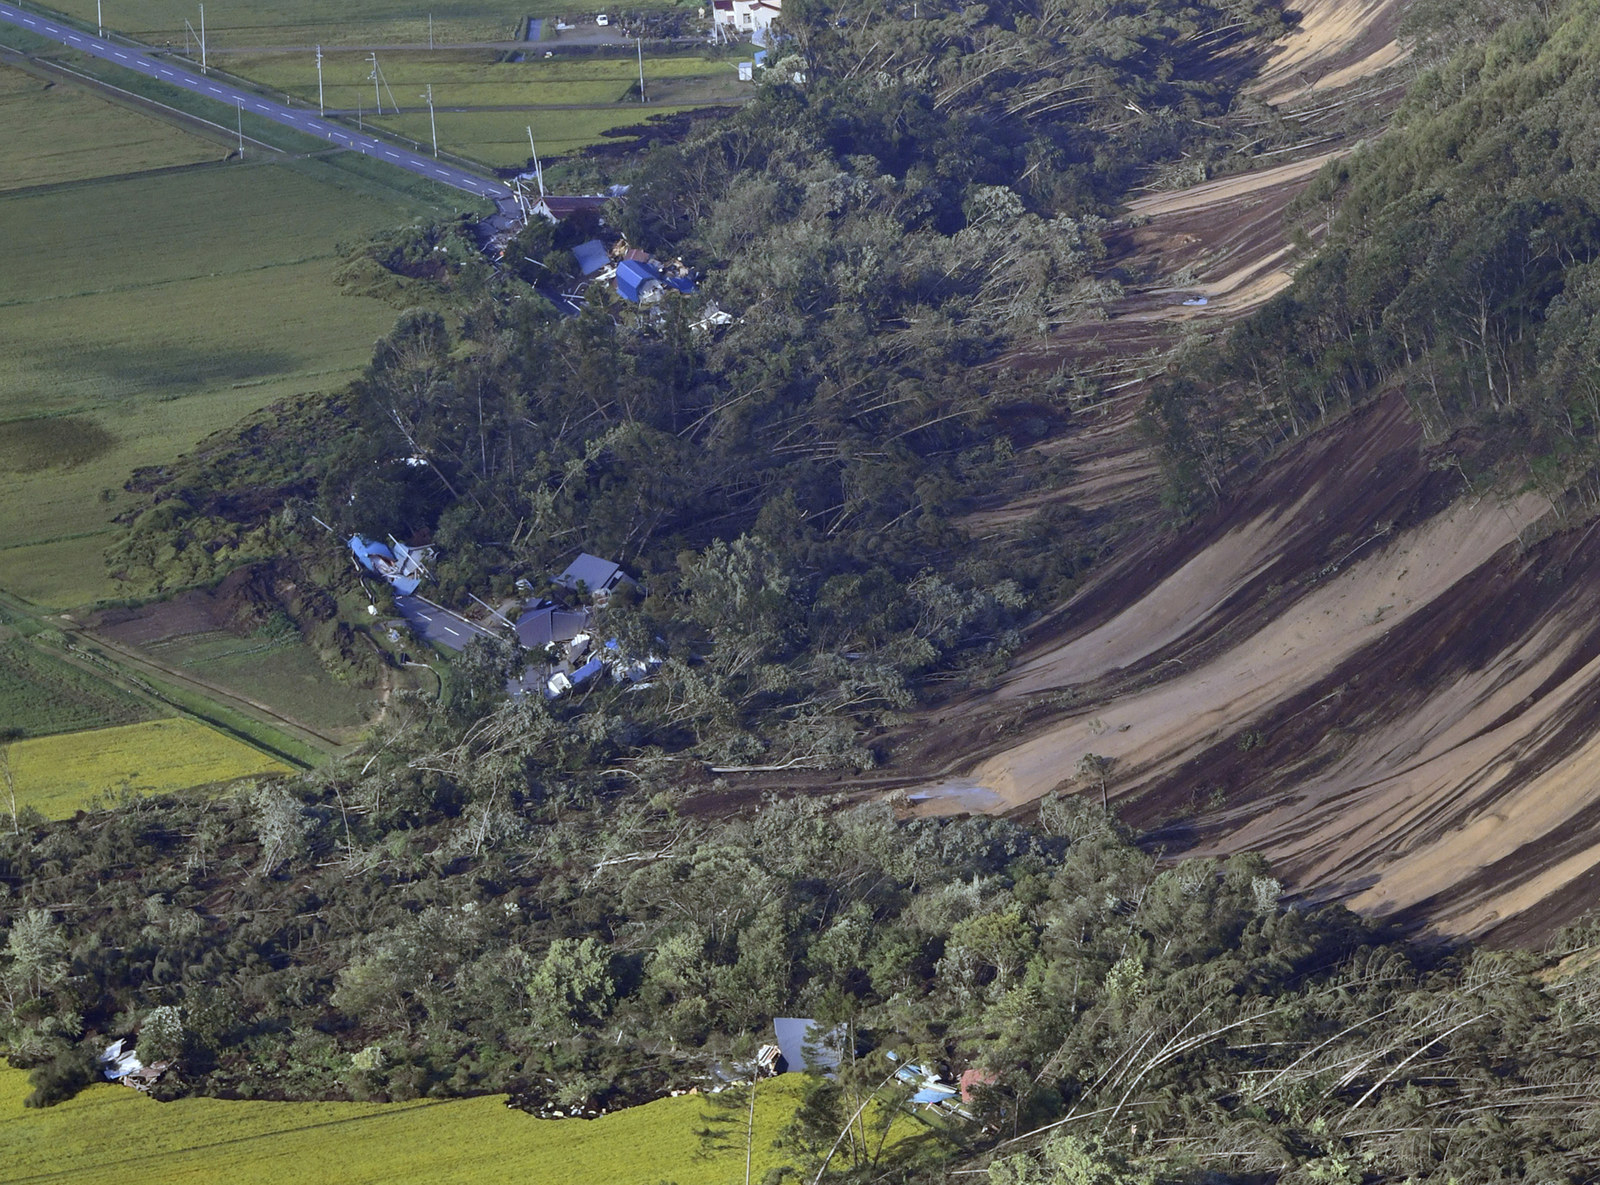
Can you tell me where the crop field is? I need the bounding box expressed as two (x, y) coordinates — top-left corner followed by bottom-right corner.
(221, 48), (734, 108)
(42, 0), (673, 49)
(0, 158), (439, 609)
(142, 630), (377, 732)
(0, 1066), (817, 1184)
(0, 62), (220, 191)
(209, 48), (742, 162)
(0, 639), (155, 738)
(1, 717), (292, 817)
(378, 103), (706, 162)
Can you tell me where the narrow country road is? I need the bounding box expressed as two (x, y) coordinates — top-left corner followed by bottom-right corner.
(0, 0), (511, 200)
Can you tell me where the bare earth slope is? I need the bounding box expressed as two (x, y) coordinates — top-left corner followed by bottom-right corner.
(897, 0), (1600, 944)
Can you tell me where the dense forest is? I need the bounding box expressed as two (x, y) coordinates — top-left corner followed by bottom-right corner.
(109, 0), (1304, 768)
(1145, 0), (1600, 515)
(12, 0), (1600, 1179)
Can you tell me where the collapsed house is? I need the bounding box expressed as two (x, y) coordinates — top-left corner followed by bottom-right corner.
(98, 1039), (170, 1094)
(349, 535), (431, 596)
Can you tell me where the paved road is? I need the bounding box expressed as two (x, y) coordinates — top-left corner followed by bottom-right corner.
(395, 594), (498, 652)
(0, 1), (510, 200)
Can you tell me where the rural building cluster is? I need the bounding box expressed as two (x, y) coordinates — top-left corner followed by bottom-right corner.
(350, 536), (654, 698)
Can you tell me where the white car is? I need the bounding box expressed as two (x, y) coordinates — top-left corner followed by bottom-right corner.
(596, 13), (610, 25)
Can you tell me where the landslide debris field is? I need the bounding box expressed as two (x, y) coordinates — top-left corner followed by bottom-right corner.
(883, 0), (1600, 946)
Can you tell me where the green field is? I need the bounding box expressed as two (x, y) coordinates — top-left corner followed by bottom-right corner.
(0, 156), (443, 609)
(0, 1066), (812, 1184)
(142, 630), (378, 732)
(221, 47), (733, 107)
(0, 62), (220, 191)
(207, 48), (741, 163)
(2, 717), (292, 816)
(378, 102), (706, 162)
(43, 0), (676, 49)
(0, 639), (156, 738)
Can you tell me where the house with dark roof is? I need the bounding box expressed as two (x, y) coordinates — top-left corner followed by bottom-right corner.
(529, 194), (610, 224)
(554, 553), (637, 601)
(514, 601), (590, 650)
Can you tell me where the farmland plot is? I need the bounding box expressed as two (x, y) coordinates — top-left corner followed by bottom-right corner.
(0, 160), (436, 608)
(0, 1066), (811, 1185)
(1, 717), (291, 817)
(0, 62), (219, 191)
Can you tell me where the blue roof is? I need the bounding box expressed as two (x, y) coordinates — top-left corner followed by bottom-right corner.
(911, 1086), (957, 1104)
(571, 655), (605, 684)
(514, 603), (589, 649)
(573, 239), (610, 276)
(616, 258), (661, 303)
(348, 535), (395, 568)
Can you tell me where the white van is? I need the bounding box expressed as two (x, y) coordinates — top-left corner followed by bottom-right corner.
(596, 13), (610, 25)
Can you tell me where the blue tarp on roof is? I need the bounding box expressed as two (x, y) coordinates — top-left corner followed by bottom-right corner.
(573, 239), (610, 276)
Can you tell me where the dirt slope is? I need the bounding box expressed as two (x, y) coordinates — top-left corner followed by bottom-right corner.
(915, 385), (1600, 943)
(896, 0), (1600, 945)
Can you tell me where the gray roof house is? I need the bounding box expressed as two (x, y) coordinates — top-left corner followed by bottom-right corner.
(554, 553), (636, 600)
(515, 602), (590, 650)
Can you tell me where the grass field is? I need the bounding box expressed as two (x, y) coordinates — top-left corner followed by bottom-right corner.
(0, 158), (440, 609)
(0, 1066), (815, 1185)
(0, 62), (220, 191)
(0, 639), (156, 738)
(42, 0), (677, 49)
(378, 103), (706, 162)
(143, 630), (378, 732)
(1, 717), (292, 817)
(208, 48), (741, 163)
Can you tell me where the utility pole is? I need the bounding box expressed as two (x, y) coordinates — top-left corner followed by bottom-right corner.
(235, 98), (243, 158)
(424, 84), (437, 156)
(198, 3), (206, 72)
(315, 45), (324, 115)
(96, 0), (102, 36)
(527, 126), (543, 196)
(429, 12), (434, 49)
(369, 53), (382, 115)
(637, 37), (645, 102)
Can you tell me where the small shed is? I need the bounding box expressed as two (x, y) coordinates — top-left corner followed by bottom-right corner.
(616, 259), (665, 303)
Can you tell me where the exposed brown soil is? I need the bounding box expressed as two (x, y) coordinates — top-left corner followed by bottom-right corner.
(845, 3), (1600, 947)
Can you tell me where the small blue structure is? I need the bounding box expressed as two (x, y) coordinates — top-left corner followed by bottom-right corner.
(616, 258), (663, 303)
(573, 239), (610, 276)
(349, 534), (426, 595)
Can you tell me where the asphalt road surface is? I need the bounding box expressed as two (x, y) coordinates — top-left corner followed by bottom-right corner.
(0, 1), (511, 200)
(395, 594), (498, 652)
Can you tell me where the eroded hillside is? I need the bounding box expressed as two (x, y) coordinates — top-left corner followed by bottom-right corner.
(902, 0), (1600, 944)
